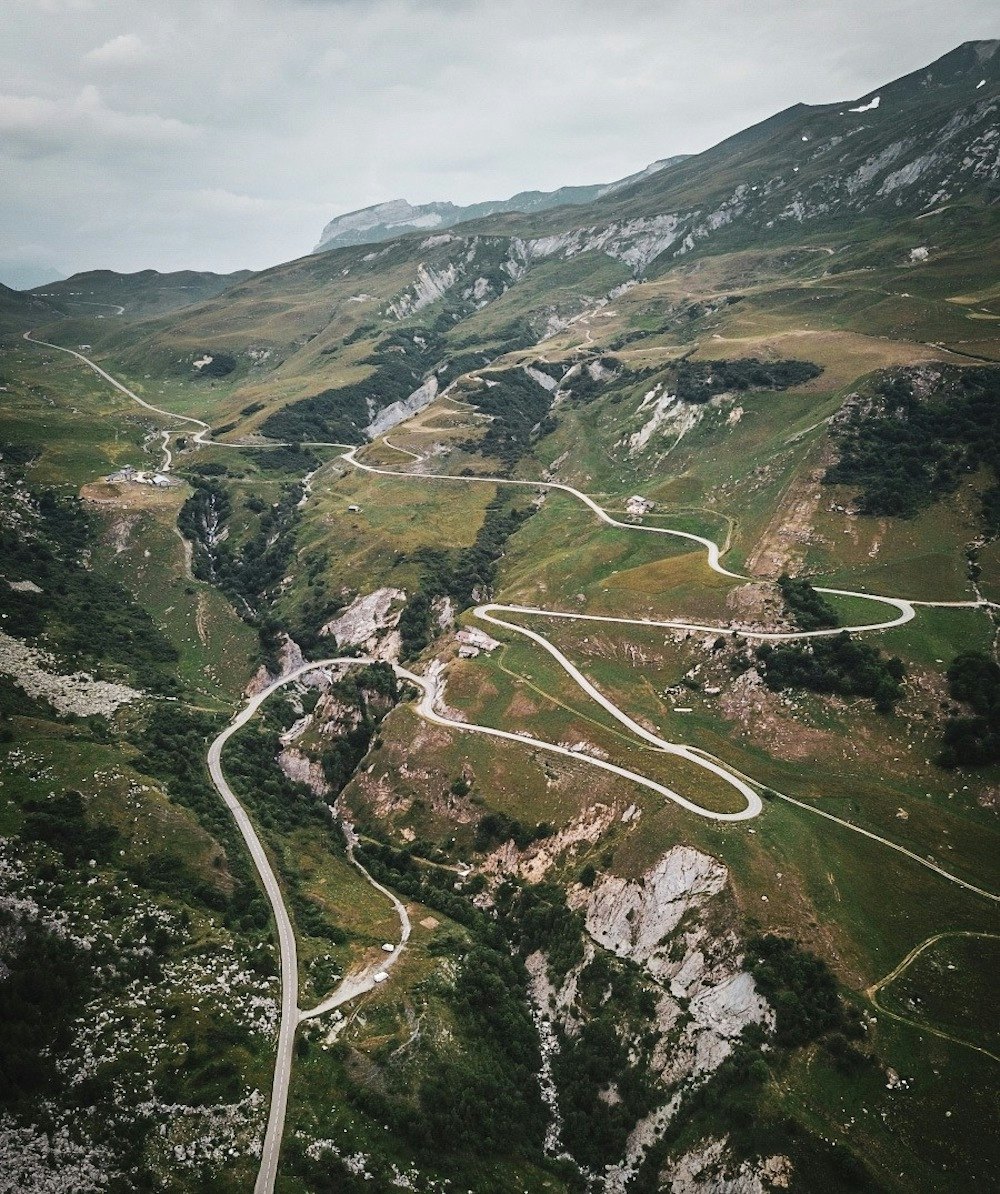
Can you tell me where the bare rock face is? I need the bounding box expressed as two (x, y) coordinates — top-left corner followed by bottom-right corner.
(483, 803), (618, 886)
(321, 588), (406, 659)
(246, 632), (306, 696)
(666, 1136), (792, 1194)
(545, 846), (775, 1189)
(573, 849), (772, 1062)
(724, 581), (789, 632)
(572, 846), (727, 981)
(277, 747), (329, 797)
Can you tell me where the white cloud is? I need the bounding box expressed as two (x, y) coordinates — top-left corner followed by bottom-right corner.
(1, 0), (997, 282)
(84, 32), (148, 67)
(0, 85), (200, 157)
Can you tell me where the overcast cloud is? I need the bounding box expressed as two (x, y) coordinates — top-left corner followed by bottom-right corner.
(2, 0), (996, 287)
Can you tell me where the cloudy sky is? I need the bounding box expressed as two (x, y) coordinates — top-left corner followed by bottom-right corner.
(2, 0), (995, 287)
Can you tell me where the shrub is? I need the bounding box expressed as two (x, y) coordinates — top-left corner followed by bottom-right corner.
(675, 358), (822, 404)
(778, 574), (839, 631)
(938, 650), (1000, 767)
(755, 632), (905, 712)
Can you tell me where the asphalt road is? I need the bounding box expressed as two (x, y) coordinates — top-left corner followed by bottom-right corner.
(24, 331), (999, 1193)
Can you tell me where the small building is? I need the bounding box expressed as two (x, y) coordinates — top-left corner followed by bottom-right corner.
(347, 504), (362, 513)
(106, 465), (137, 483)
(150, 473), (171, 487)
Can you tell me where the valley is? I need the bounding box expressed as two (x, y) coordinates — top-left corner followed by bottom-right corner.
(1, 35), (999, 1194)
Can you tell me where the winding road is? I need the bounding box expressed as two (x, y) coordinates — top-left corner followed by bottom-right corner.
(24, 329), (999, 1193)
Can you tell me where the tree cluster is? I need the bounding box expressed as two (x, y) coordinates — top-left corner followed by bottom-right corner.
(825, 367), (1000, 529)
(754, 632), (905, 712)
(938, 650), (1000, 767)
(675, 357), (822, 404)
(777, 573), (839, 631)
(398, 496), (534, 658)
(0, 466), (179, 693)
(460, 368), (555, 468)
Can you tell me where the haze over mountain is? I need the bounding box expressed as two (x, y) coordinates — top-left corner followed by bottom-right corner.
(4, 0), (998, 284)
(314, 157), (689, 253)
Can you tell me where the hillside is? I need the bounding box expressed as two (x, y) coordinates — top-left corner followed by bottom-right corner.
(0, 281), (61, 336)
(30, 266), (253, 320)
(0, 37), (998, 1194)
(465, 38), (1000, 261)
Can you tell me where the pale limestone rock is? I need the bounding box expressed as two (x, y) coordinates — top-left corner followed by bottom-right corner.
(321, 588), (405, 658)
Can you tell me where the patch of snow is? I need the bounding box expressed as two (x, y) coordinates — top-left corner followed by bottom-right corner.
(849, 95), (881, 113)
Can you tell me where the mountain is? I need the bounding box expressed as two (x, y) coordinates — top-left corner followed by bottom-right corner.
(2, 42), (999, 1194)
(313, 156), (689, 252)
(446, 38), (1000, 273)
(0, 280), (61, 336)
(30, 267), (253, 320)
(79, 42), (998, 449)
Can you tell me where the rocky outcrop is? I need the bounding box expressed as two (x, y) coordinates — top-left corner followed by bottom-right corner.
(277, 747), (329, 797)
(386, 264), (458, 320)
(366, 374), (439, 438)
(246, 633), (305, 696)
(666, 1136), (792, 1194)
(530, 846), (776, 1188)
(0, 629), (143, 718)
(313, 158), (685, 253)
(320, 588), (405, 659)
(572, 847), (727, 979)
(483, 803), (617, 886)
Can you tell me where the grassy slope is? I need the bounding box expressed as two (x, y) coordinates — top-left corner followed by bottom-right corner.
(4, 169), (999, 1192)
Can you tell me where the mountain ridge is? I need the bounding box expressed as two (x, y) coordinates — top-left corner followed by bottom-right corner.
(313, 156), (689, 253)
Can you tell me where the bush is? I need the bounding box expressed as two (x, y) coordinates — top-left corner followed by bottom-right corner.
(826, 366), (1000, 526)
(748, 935), (847, 1047)
(0, 481), (179, 692)
(261, 328), (442, 444)
(755, 632), (905, 712)
(938, 650), (1000, 767)
(675, 358), (822, 404)
(459, 368), (556, 468)
(398, 495), (534, 659)
(778, 574), (839, 631)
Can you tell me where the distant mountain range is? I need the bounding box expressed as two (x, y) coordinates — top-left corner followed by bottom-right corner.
(30, 268), (253, 320)
(313, 157), (689, 252)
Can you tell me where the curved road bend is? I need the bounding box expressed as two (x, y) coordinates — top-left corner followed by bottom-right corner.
(25, 331), (1000, 1187)
(210, 651), (761, 1192)
(207, 666), (306, 1194)
(338, 447), (994, 631)
(23, 330), (211, 438)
